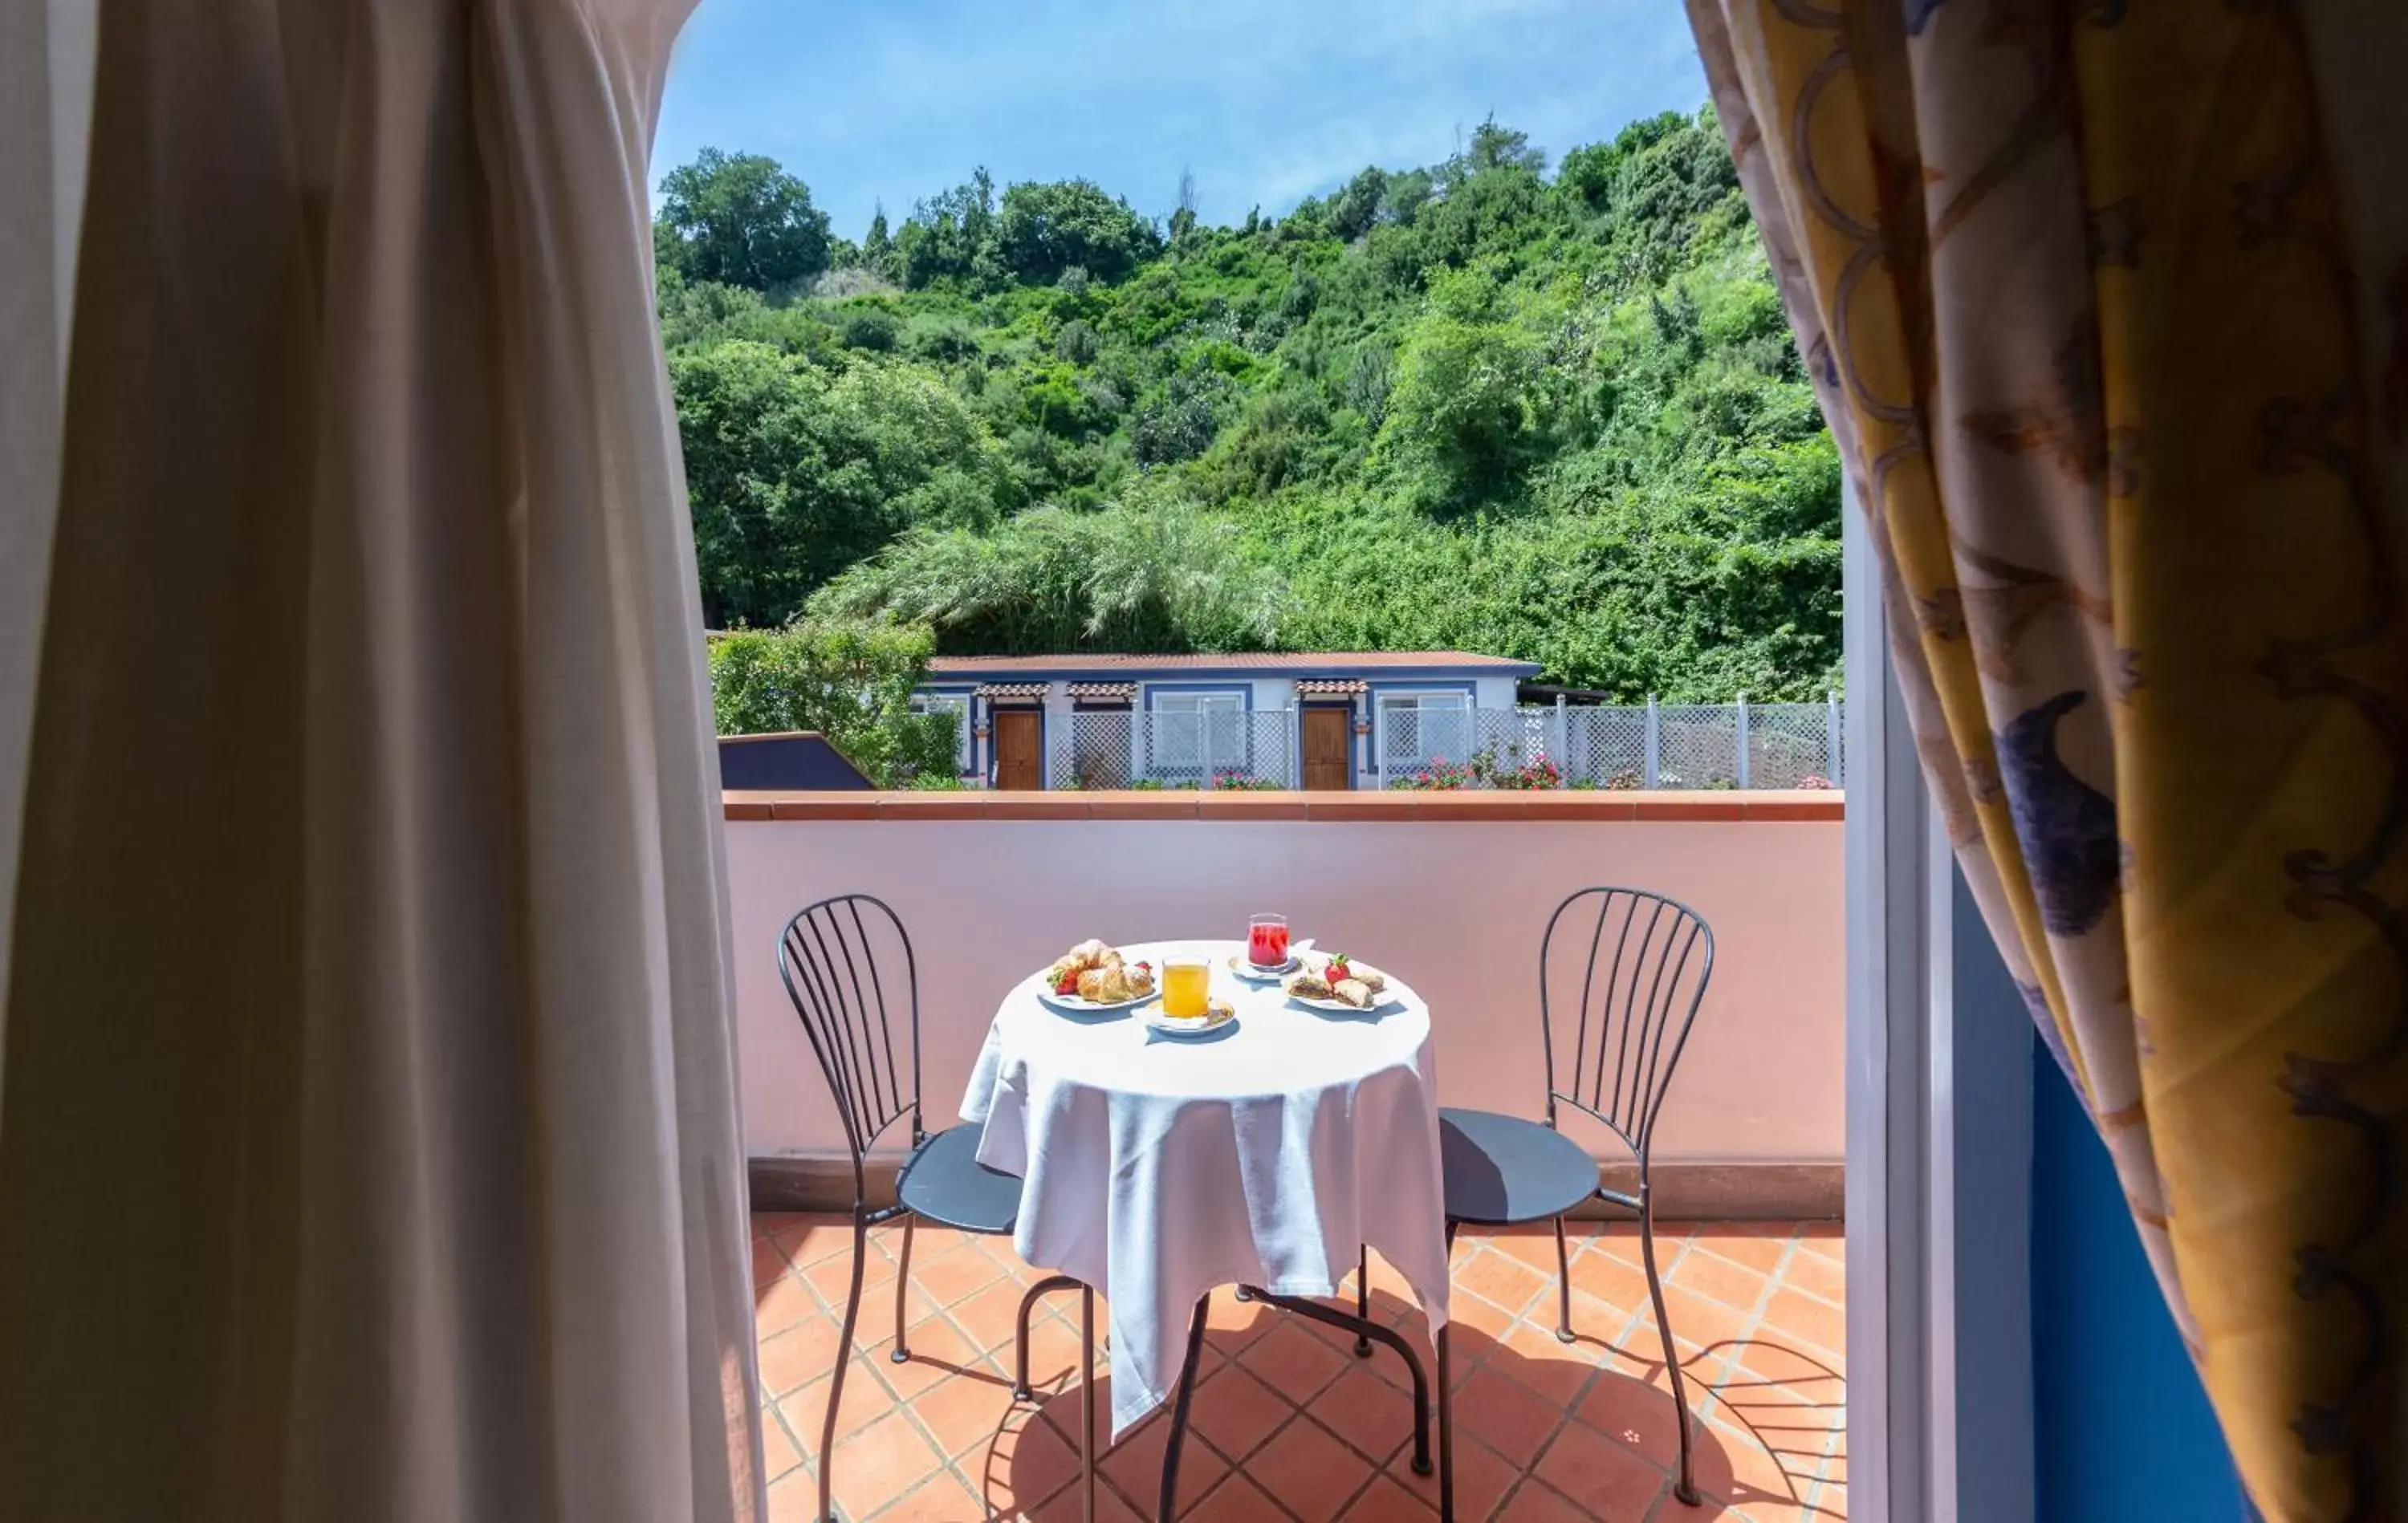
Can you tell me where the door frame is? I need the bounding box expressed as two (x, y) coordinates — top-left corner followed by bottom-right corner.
(1843, 480), (2034, 1523)
(1299, 703), (1354, 791)
(990, 705), (1043, 790)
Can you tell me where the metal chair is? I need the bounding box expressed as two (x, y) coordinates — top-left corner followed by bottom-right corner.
(1434, 887), (1714, 1506)
(778, 896), (1096, 1523)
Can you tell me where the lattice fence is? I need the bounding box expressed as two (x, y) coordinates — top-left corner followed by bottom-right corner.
(1048, 709), (1300, 790)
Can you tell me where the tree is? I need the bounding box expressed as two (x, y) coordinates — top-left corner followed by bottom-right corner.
(863, 202), (893, 273)
(994, 180), (1163, 286)
(707, 619), (960, 786)
(1169, 167), (1199, 242)
(654, 148), (833, 290)
(811, 482), (1292, 654)
(671, 340), (1004, 627)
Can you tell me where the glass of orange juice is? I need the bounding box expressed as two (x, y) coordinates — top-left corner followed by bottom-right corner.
(1161, 956), (1211, 1019)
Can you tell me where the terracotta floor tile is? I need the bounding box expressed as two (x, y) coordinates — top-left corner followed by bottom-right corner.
(1184, 1473), (1290, 1523)
(1096, 1411), (1229, 1519)
(1494, 1319), (1605, 1407)
(826, 1408), (945, 1523)
(759, 1316), (845, 1398)
(978, 1408), (1080, 1519)
(1020, 1474), (1146, 1523)
(1454, 1248), (1551, 1318)
(760, 1410), (802, 1481)
(1384, 1432), (1519, 1522)
(1730, 1338), (1845, 1388)
(909, 1371), (1021, 1463)
(913, 1242), (1011, 1310)
(1568, 1246), (1655, 1317)
(1338, 1472), (1436, 1520)
(776, 1218), (872, 1270)
(1016, 1314), (1102, 1395)
(1572, 1367), (1694, 1473)
(1484, 1223), (1573, 1273)
(1446, 1287), (1523, 1343)
(1686, 1230), (1788, 1274)
(1532, 1419), (1670, 1519)
(763, 1468), (816, 1523)
(1201, 1287), (1278, 1356)
(953, 1277), (1047, 1359)
(1247, 1414), (1377, 1521)
(747, 1214), (1845, 1522)
(1670, 1248), (1773, 1315)
(1236, 1322), (1348, 1404)
(1188, 1365), (1292, 1463)
(1454, 1367), (1567, 1468)
(1641, 1283), (1758, 1365)
(755, 1274), (821, 1340)
(805, 1241), (900, 1310)
(1494, 1477), (1596, 1523)
(780, 1363), (892, 1460)
(1779, 1250), (1845, 1307)
(755, 1237), (796, 1291)
(1308, 1366), (1417, 1465)
(1756, 1290), (1845, 1362)
(872, 1469), (984, 1522)
(869, 1315), (998, 1401)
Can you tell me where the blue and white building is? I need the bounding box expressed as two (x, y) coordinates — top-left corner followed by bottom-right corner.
(913, 651), (1540, 790)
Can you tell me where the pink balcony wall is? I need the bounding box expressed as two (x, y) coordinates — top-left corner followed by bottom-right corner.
(726, 797), (1843, 1202)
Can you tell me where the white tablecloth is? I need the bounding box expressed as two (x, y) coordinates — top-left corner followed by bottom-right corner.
(960, 940), (1450, 1436)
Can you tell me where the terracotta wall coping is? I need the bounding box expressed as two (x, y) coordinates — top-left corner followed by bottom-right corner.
(722, 789), (1843, 822)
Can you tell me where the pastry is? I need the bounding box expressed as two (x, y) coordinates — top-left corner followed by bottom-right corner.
(1282, 969), (1336, 1001)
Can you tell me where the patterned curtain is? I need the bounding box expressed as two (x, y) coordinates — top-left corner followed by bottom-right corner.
(1682, 3), (2405, 1518)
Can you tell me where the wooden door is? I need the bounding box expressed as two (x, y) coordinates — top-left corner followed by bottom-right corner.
(1302, 706), (1352, 790)
(994, 709), (1042, 790)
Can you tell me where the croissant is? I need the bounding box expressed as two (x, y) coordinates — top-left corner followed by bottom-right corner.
(1079, 965), (1139, 1002)
(1069, 938), (1113, 969)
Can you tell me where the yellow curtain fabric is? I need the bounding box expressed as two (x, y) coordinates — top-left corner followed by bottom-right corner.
(1686, 2), (2406, 1517)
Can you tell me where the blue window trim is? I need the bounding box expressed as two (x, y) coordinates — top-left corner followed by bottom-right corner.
(1141, 681), (1253, 784)
(1365, 679), (1477, 784)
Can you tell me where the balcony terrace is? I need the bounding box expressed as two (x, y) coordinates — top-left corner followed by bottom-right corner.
(730, 788), (1845, 1521)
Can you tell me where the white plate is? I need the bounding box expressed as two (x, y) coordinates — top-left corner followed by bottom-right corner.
(1038, 985), (1157, 1014)
(1285, 990), (1398, 1015)
(1226, 953), (1298, 981)
(1142, 1004), (1239, 1039)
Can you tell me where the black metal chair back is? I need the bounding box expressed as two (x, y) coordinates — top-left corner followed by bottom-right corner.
(777, 894), (924, 1204)
(1538, 887), (1714, 1155)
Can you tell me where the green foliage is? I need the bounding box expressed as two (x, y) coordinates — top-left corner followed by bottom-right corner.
(706, 619), (959, 786)
(810, 480), (1291, 654)
(655, 148), (833, 291)
(656, 107), (1841, 701)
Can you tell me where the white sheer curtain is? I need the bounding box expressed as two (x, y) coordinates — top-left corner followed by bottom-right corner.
(0, 2), (762, 1519)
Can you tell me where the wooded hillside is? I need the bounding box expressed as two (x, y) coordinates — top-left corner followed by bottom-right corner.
(657, 111), (1840, 701)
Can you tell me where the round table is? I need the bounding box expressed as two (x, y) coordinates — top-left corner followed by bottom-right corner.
(958, 938), (1453, 1438)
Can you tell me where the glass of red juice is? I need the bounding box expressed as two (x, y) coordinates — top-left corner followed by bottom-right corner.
(1247, 914), (1290, 969)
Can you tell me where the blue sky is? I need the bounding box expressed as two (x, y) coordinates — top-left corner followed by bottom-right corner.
(656, 0), (1708, 241)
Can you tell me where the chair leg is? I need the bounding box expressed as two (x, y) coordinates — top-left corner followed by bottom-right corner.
(1639, 1185), (1700, 1505)
(1353, 1243), (1374, 1357)
(1011, 1273), (1084, 1401)
(1552, 1216), (1576, 1343)
(1436, 1318), (1455, 1523)
(1080, 1287), (1098, 1523)
(818, 1212), (869, 1523)
(1159, 1296), (1210, 1522)
(891, 1213), (916, 1363)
